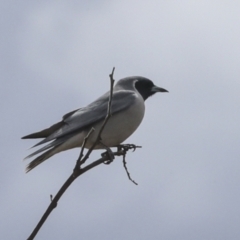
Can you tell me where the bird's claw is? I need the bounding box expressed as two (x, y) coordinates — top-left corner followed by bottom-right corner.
(101, 148), (115, 164)
(117, 144), (141, 152)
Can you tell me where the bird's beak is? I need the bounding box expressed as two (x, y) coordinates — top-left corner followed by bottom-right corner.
(152, 85), (168, 93)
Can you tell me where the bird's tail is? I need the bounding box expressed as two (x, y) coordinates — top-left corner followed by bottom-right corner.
(25, 146), (60, 173)
(23, 132), (72, 172)
(24, 131), (80, 172)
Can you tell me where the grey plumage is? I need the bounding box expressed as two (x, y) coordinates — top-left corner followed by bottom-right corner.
(22, 76), (168, 172)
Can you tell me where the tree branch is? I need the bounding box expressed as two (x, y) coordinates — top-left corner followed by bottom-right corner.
(26, 68), (140, 240)
(27, 151), (119, 240)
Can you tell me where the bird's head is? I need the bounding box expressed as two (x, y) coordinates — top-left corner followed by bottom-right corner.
(134, 77), (168, 101)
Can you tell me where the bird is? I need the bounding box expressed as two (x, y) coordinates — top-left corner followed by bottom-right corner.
(22, 76), (168, 172)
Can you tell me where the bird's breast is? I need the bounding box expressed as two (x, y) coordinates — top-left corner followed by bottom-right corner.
(86, 95), (145, 148)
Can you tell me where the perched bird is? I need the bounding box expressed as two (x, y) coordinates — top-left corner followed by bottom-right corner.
(22, 76), (168, 172)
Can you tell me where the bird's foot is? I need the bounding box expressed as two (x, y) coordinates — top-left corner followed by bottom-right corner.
(117, 144), (142, 153)
(100, 141), (115, 164)
(101, 149), (115, 164)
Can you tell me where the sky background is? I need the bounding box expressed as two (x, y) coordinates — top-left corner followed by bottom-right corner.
(1, 1), (240, 239)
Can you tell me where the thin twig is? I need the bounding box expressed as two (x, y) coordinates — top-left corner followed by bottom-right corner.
(97, 67), (115, 138)
(75, 127), (95, 169)
(121, 148), (138, 185)
(122, 156), (138, 185)
(79, 67), (115, 165)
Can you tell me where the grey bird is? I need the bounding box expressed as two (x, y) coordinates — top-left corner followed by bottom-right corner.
(22, 77), (168, 172)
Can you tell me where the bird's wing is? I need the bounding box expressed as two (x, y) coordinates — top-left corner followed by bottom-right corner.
(31, 90), (137, 147)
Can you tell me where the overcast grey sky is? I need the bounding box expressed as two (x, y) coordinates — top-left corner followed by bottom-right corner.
(1, 1), (240, 239)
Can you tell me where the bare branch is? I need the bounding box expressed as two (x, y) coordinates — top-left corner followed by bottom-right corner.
(27, 146), (138, 240)
(26, 68), (140, 240)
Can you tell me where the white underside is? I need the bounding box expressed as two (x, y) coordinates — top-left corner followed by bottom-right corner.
(54, 94), (145, 154)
